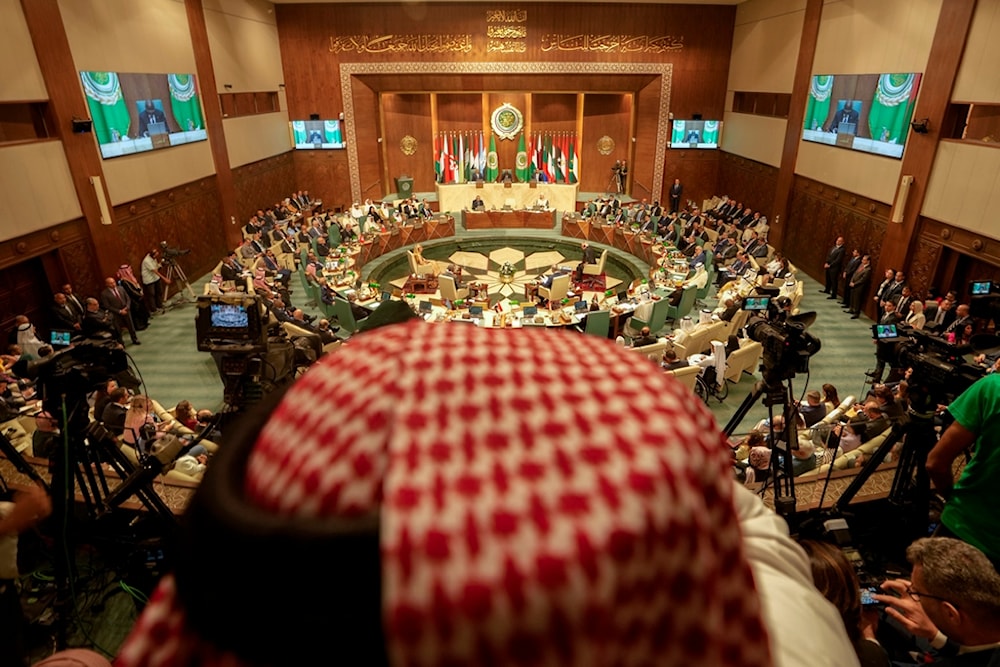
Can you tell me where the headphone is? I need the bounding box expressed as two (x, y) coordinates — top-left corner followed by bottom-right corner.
(171, 386), (389, 665)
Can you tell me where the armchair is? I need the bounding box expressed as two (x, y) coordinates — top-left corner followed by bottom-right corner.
(580, 249), (608, 289)
(439, 273), (469, 302)
(538, 273), (571, 305)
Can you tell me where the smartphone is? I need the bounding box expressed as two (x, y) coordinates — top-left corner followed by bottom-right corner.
(860, 587), (884, 608)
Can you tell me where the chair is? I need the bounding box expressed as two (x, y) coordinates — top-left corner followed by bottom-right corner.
(439, 273), (469, 301)
(724, 340), (763, 384)
(668, 365), (701, 393)
(625, 316), (648, 341)
(331, 296), (363, 334)
(538, 273), (571, 305)
(648, 297), (671, 336)
(298, 269), (318, 307)
(328, 223), (342, 246)
(581, 249), (608, 288)
(665, 285), (697, 325)
(580, 309), (610, 337)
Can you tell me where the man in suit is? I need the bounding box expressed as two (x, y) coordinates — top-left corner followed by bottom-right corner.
(471, 195), (485, 211)
(51, 292), (82, 332)
(822, 236), (845, 298)
(220, 252), (244, 283)
(944, 304), (974, 337)
(879, 302), (901, 326)
(669, 178), (683, 214)
(880, 271), (907, 311)
(829, 100), (859, 133)
(575, 243), (597, 282)
(894, 286), (915, 321)
(82, 297), (122, 342)
(840, 249), (862, 308)
(101, 388), (130, 435)
(100, 277), (140, 345)
(847, 254), (872, 319)
(137, 99), (167, 138)
(61, 283), (86, 321)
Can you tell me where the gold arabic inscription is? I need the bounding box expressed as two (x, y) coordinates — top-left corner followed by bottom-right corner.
(328, 34), (473, 54)
(540, 34), (684, 53)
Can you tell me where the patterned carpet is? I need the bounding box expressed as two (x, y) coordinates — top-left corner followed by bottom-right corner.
(128, 251), (880, 434)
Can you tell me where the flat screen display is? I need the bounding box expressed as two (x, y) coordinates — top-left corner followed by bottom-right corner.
(744, 296), (770, 312)
(670, 120), (721, 149)
(210, 303), (249, 328)
(290, 120), (345, 149)
(802, 73), (922, 159)
(80, 71), (207, 159)
(50, 330), (72, 347)
(971, 281), (992, 296)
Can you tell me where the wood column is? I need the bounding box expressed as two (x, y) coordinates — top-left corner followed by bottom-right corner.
(184, 0), (241, 250)
(876, 0), (977, 282)
(20, 0), (123, 280)
(770, 0), (823, 251)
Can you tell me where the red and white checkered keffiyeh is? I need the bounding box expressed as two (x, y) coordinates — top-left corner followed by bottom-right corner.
(117, 321), (772, 667)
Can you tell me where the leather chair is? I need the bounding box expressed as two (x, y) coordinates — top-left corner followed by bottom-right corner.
(439, 273), (469, 301)
(668, 364), (701, 393)
(579, 309), (610, 337)
(580, 249), (608, 288)
(538, 273), (571, 306)
(724, 340), (763, 384)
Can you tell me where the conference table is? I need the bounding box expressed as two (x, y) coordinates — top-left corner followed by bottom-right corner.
(465, 209), (554, 229)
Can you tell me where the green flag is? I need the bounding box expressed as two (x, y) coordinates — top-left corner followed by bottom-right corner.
(485, 134), (499, 183)
(167, 74), (204, 131)
(80, 71), (131, 144)
(868, 73), (918, 145)
(515, 133), (529, 182)
(804, 75), (833, 132)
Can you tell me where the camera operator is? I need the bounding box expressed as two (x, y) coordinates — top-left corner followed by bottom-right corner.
(926, 372), (1000, 566)
(141, 246), (171, 315)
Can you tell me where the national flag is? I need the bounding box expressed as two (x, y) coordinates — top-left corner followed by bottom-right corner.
(485, 133), (499, 183)
(478, 132), (486, 176)
(515, 133), (529, 183)
(569, 135), (579, 184)
(465, 133), (473, 181)
(457, 133), (465, 184)
(450, 133), (459, 183)
(560, 134), (570, 183)
(529, 133), (538, 181)
(554, 133), (564, 183)
(545, 134), (555, 182)
(434, 133), (443, 183)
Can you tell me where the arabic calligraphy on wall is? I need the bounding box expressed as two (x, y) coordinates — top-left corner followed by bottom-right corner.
(486, 10), (527, 23)
(540, 34), (684, 53)
(328, 34), (473, 54)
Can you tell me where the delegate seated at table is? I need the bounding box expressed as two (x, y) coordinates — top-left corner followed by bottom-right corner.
(539, 265), (572, 288)
(413, 244), (444, 276)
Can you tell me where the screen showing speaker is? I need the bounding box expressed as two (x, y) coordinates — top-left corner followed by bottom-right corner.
(669, 120), (721, 149)
(290, 120), (346, 149)
(80, 71), (207, 159)
(802, 72), (922, 159)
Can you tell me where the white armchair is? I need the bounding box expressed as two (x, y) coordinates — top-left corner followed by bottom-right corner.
(539, 273), (571, 305)
(580, 249), (608, 288)
(439, 273), (469, 301)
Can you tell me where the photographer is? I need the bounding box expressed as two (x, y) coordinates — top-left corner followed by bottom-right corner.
(926, 372), (1000, 566)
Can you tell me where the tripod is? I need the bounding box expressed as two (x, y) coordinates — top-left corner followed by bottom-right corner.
(725, 376), (801, 518)
(162, 258), (195, 307)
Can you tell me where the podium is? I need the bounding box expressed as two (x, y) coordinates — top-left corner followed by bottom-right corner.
(395, 176), (414, 199)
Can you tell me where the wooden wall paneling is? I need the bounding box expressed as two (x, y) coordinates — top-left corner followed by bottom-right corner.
(634, 79), (661, 202)
(113, 177), (225, 280)
(581, 94), (631, 194)
(909, 235), (943, 299)
(185, 0), (240, 251)
(351, 80), (382, 200)
(20, 0), (124, 280)
(875, 0), (976, 290)
(485, 92), (527, 177)
(232, 153), (297, 222)
(381, 93), (433, 193)
(718, 152), (778, 219)
(773, 0), (823, 252)
(0, 256), (59, 341)
(293, 150), (351, 209)
(663, 150), (720, 213)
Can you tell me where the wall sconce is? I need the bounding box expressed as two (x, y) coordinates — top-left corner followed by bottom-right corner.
(891, 174), (915, 223)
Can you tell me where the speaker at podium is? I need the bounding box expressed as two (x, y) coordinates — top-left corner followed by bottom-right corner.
(395, 175), (414, 199)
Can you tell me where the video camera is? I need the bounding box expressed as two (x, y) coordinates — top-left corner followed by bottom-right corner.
(195, 294), (268, 354)
(969, 279), (1000, 322)
(160, 240), (191, 260)
(742, 296), (821, 384)
(878, 325), (985, 409)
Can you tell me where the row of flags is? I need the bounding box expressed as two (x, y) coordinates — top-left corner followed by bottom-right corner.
(434, 131), (579, 184)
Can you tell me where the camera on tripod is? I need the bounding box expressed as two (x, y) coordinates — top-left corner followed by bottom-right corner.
(742, 296), (821, 384)
(160, 240), (190, 262)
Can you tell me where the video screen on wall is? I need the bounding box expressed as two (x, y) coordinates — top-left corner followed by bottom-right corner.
(80, 71), (207, 159)
(670, 120), (721, 149)
(290, 120), (345, 149)
(802, 72), (922, 159)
